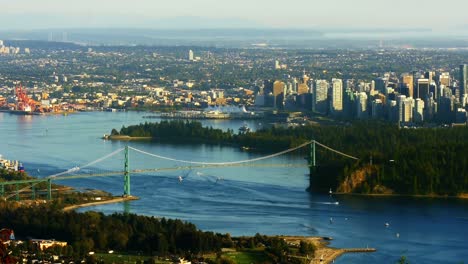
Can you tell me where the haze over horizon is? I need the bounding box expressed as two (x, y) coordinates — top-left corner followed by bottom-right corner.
(1, 0), (467, 30)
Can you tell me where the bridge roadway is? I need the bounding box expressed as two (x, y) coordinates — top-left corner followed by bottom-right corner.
(2, 162), (309, 184)
(1, 140), (358, 201)
(0, 163), (309, 200)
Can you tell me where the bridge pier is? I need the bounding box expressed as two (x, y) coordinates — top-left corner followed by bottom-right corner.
(124, 146), (131, 196)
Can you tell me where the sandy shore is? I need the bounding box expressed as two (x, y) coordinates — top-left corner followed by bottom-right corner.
(281, 236), (376, 264)
(63, 196), (139, 211)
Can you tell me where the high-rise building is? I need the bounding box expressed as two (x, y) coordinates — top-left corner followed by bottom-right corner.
(424, 95), (436, 122)
(439, 72), (450, 87)
(416, 78), (430, 99)
(388, 100), (398, 122)
(330, 78), (343, 114)
(402, 98), (414, 123)
(402, 73), (414, 98)
(414, 98), (424, 123)
(356, 92), (368, 119)
(297, 83), (309, 95)
(313, 80), (329, 114)
(371, 99), (384, 119)
(460, 64), (468, 105)
(275, 60), (281, 70)
(396, 95), (407, 123)
(291, 78), (298, 93)
(374, 77), (387, 94)
(343, 88), (356, 118)
(188, 50), (194, 61)
(273, 81), (285, 109)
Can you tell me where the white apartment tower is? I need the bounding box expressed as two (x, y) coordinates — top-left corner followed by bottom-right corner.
(331, 78), (343, 114)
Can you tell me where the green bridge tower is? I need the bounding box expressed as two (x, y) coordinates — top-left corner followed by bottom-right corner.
(124, 145), (131, 196)
(308, 140), (317, 192)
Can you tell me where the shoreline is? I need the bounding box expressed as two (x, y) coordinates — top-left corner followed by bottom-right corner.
(280, 236), (376, 264)
(62, 196), (139, 211)
(332, 192), (468, 200)
(102, 135), (152, 140)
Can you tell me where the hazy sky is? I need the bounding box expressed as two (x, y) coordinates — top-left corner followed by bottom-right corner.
(2, 0), (468, 29)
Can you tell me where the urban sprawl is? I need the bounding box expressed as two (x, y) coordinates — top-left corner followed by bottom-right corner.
(0, 40), (467, 126)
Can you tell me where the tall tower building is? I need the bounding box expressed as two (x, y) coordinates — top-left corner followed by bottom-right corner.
(402, 73), (414, 98)
(356, 92), (368, 119)
(439, 72), (451, 87)
(313, 80), (329, 114)
(402, 98), (414, 123)
(330, 78), (343, 114)
(416, 78), (430, 99)
(291, 78), (298, 93)
(371, 99), (384, 119)
(396, 95), (407, 123)
(460, 64), (468, 105)
(274, 60), (281, 70)
(414, 98), (424, 123)
(188, 50), (194, 61)
(273, 81), (285, 109)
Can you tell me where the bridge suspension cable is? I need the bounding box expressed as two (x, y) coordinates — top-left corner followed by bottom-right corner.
(129, 141), (313, 166)
(3, 147), (125, 200)
(314, 140), (359, 160)
(47, 147), (125, 178)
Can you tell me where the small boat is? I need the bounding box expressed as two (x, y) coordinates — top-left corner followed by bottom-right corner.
(385, 222), (390, 227)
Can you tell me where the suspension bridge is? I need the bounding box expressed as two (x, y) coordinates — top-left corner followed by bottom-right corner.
(0, 140), (359, 201)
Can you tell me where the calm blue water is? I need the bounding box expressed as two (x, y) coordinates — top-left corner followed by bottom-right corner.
(0, 112), (467, 264)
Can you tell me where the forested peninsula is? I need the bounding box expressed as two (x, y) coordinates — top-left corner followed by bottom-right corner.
(110, 120), (468, 197)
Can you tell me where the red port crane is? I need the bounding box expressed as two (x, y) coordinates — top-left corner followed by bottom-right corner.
(15, 84), (39, 112)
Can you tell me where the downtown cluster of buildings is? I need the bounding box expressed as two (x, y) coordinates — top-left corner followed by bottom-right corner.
(0, 40), (30, 55)
(255, 64), (468, 124)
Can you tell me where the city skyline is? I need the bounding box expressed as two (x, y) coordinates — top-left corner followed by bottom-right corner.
(1, 0), (468, 30)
